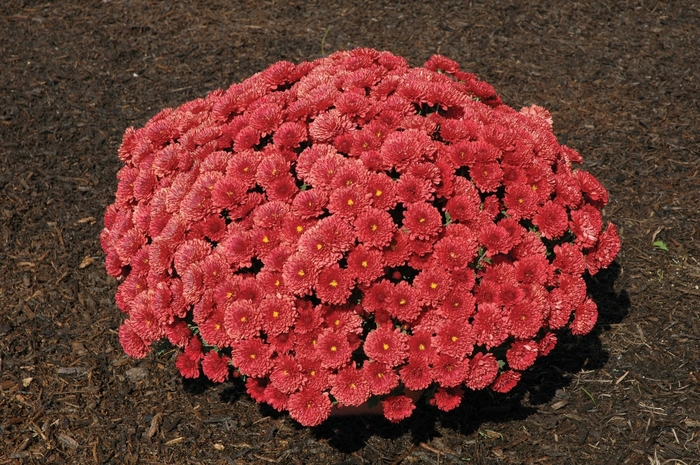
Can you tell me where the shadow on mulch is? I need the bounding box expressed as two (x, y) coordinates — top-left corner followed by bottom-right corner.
(180, 263), (630, 454)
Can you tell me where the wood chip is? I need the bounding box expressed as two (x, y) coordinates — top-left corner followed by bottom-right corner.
(79, 256), (94, 268)
(147, 413), (163, 438)
(165, 437), (184, 445)
(57, 432), (79, 449)
(57, 366), (88, 376)
(551, 399), (570, 410)
(71, 341), (88, 356)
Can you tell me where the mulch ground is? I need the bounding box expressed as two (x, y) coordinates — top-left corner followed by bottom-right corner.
(1, 1), (699, 464)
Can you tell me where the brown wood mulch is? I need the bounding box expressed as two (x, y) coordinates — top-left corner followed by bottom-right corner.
(1, 1), (699, 464)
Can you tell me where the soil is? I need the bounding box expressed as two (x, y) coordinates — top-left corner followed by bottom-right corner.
(1, 1), (699, 464)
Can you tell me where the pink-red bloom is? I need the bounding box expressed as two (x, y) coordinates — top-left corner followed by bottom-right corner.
(105, 49), (619, 427)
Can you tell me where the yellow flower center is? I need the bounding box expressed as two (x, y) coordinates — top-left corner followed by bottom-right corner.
(298, 269), (305, 277)
(330, 280), (338, 288)
(430, 282), (438, 289)
(383, 343), (389, 350)
(330, 346), (337, 352)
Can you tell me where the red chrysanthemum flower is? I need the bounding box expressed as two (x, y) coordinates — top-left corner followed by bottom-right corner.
(381, 230), (411, 267)
(269, 354), (306, 394)
(538, 332), (558, 356)
(552, 242), (586, 275)
(434, 319), (475, 358)
(287, 389), (333, 427)
(570, 204), (604, 249)
(570, 297), (598, 336)
(433, 235), (477, 271)
(198, 309), (231, 348)
(491, 370), (521, 393)
(330, 363), (371, 407)
(292, 189), (328, 219)
(413, 268), (452, 305)
(294, 302), (324, 335)
(532, 201), (569, 240)
(366, 172), (398, 211)
(282, 253), (319, 296)
(309, 109), (354, 143)
(387, 281), (422, 322)
(363, 362), (400, 396)
(438, 290), (476, 321)
(364, 326), (409, 367)
(508, 300), (544, 340)
(245, 376), (269, 404)
(399, 358), (433, 391)
(432, 354), (467, 388)
(513, 254), (551, 285)
(576, 169), (609, 208)
(259, 293), (298, 337)
(346, 245), (385, 285)
(382, 395), (416, 423)
(547, 288), (573, 330)
(118, 320), (150, 359)
(315, 264), (354, 305)
(472, 303), (510, 350)
(407, 330), (436, 363)
(353, 208), (396, 248)
(558, 273), (587, 309)
(273, 121), (307, 149)
(175, 351), (201, 379)
(263, 384), (290, 412)
(328, 184), (371, 219)
(429, 386), (464, 412)
(503, 182), (539, 220)
(470, 162), (503, 193)
(396, 173), (434, 204)
(586, 223), (621, 275)
(401, 202), (442, 240)
(201, 351), (230, 383)
(464, 352), (499, 390)
(380, 129), (432, 172)
(506, 340), (539, 371)
(314, 215), (356, 253)
(479, 223), (515, 257)
(315, 328), (353, 369)
(232, 337), (274, 377)
(361, 279), (393, 313)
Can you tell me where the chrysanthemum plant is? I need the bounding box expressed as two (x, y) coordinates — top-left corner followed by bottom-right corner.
(101, 49), (621, 426)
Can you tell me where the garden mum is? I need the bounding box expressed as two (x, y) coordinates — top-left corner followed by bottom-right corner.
(101, 48), (620, 426)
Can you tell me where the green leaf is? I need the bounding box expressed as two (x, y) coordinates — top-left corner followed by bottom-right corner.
(653, 240), (668, 251)
(444, 211), (452, 225)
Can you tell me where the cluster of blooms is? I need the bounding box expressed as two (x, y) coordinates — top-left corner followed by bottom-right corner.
(101, 49), (620, 426)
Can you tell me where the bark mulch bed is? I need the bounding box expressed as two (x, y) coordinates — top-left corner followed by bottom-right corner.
(1, 1), (699, 464)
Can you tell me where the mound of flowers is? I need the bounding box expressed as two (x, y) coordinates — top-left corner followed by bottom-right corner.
(101, 48), (621, 426)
